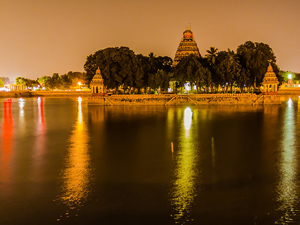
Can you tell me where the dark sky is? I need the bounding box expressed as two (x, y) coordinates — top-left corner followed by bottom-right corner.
(1, 0), (299, 81)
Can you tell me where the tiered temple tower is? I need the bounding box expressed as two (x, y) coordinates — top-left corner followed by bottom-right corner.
(90, 67), (105, 94)
(261, 61), (279, 94)
(172, 27), (201, 67)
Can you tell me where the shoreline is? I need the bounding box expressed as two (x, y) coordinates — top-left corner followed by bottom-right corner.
(0, 91), (290, 105)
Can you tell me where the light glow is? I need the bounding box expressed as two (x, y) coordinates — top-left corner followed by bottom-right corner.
(184, 82), (191, 92)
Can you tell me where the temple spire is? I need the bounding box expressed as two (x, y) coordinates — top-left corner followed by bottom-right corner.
(172, 27), (200, 67)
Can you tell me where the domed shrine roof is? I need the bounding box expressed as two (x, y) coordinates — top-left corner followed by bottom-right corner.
(90, 67), (104, 85)
(172, 27), (200, 67)
(261, 62), (279, 84)
(183, 27), (193, 38)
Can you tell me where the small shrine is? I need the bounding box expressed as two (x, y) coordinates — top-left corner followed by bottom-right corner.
(261, 61), (279, 94)
(90, 67), (105, 94)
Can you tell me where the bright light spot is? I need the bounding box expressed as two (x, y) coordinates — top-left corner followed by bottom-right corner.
(288, 98), (293, 108)
(184, 82), (191, 91)
(193, 85), (197, 90)
(168, 87), (172, 93)
(184, 107), (192, 132)
(288, 74), (293, 80)
(42, 87), (45, 90)
(78, 82), (81, 86)
(78, 97), (82, 102)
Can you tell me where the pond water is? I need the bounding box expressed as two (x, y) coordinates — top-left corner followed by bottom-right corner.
(0, 96), (300, 225)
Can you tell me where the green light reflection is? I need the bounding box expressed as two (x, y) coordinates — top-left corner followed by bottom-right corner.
(276, 99), (299, 224)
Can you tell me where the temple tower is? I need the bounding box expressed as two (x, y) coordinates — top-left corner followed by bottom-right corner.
(90, 67), (105, 94)
(172, 27), (201, 67)
(261, 62), (279, 94)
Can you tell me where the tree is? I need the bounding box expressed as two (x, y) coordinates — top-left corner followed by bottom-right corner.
(15, 77), (39, 88)
(0, 79), (4, 87)
(174, 54), (211, 93)
(38, 76), (55, 89)
(84, 47), (142, 91)
(147, 70), (170, 91)
(237, 41), (283, 87)
(206, 47), (218, 65)
(217, 49), (242, 93)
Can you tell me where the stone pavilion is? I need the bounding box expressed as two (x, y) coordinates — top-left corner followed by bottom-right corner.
(261, 62), (279, 94)
(90, 67), (105, 94)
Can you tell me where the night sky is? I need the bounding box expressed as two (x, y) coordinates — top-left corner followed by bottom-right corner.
(1, 0), (299, 81)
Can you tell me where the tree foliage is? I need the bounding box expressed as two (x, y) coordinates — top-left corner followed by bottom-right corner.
(0, 79), (4, 87)
(84, 47), (172, 92)
(37, 71), (86, 90)
(237, 41), (283, 86)
(174, 54), (211, 93)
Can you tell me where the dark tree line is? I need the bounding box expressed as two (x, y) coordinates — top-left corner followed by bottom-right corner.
(173, 41), (283, 93)
(16, 72), (86, 90)
(84, 47), (172, 93)
(84, 41), (283, 94)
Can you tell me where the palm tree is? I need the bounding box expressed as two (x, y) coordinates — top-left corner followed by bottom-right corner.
(205, 47), (218, 65)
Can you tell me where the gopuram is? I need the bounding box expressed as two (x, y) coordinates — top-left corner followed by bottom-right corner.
(261, 61), (279, 94)
(172, 27), (201, 67)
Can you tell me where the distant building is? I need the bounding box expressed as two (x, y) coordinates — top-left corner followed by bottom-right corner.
(7, 83), (26, 91)
(172, 27), (201, 67)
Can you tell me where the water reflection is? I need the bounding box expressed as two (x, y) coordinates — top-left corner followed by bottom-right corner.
(276, 98), (299, 224)
(59, 97), (91, 217)
(0, 100), (14, 192)
(18, 98), (25, 119)
(32, 97), (46, 177)
(171, 107), (198, 224)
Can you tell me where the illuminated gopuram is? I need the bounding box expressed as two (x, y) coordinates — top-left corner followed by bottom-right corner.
(90, 67), (105, 94)
(172, 27), (201, 67)
(261, 61), (279, 94)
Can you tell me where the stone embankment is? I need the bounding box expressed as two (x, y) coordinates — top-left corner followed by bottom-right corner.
(88, 94), (281, 106)
(278, 88), (300, 95)
(0, 91), (91, 98)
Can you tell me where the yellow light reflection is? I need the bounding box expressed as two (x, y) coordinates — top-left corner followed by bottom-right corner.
(171, 107), (197, 224)
(276, 99), (299, 224)
(18, 98), (25, 118)
(59, 97), (91, 214)
(184, 107), (192, 135)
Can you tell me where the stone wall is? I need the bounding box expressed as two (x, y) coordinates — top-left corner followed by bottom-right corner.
(88, 94), (281, 106)
(0, 91), (91, 98)
(31, 91), (91, 97)
(278, 88), (300, 95)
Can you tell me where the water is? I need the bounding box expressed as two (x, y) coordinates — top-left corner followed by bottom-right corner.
(1, 96), (300, 225)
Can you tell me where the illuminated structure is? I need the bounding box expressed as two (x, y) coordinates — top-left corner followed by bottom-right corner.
(172, 27), (201, 67)
(261, 62), (279, 94)
(8, 83), (26, 91)
(90, 67), (105, 94)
